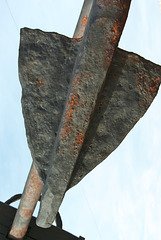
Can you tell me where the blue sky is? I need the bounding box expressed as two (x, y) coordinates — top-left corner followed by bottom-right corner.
(0, 0), (161, 239)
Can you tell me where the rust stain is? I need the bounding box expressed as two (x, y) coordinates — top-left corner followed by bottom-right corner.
(61, 126), (72, 139)
(71, 94), (77, 106)
(82, 16), (88, 26)
(76, 132), (85, 145)
(61, 93), (79, 139)
(9, 164), (42, 240)
(21, 208), (33, 219)
(137, 73), (160, 96)
(74, 37), (83, 42)
(36, 79), (42, 87)
(26, 167), (42, 200)
(9, 225), (28, 240)
(101, 0), (131, 68)
(148, 77), (160, 94)
(74, 15), (88, 39)
(112, 21), (122, 43)
(74, 14), (88, 38)
(103, 18), (124, 69)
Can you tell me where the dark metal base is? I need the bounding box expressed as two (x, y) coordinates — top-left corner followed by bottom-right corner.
(0, 202), (84, 240)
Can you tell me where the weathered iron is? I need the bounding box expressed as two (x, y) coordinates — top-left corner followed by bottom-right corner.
(73, 0), (93, 38)
(19, 28), (161, 195)
(8, 1), (93, 238)
(68, 48), (161, 188)
(8, 163), (42, 239)
(9, 0), (161, 237)
(36, 0), (132, 227)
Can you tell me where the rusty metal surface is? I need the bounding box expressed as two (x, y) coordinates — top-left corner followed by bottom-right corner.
(68, 48), (161, 188)
(73, 0), (93, 38)
(19, 26), (161, 192)
(9, 163), (42, 239)
(35, 0), (131, 227)
(18, 23), (161, 232)
(10, 0), (161, 235)
(8, 1), (93, 238)
(19, 28), (82, 182)
(18, 0), (134, 228)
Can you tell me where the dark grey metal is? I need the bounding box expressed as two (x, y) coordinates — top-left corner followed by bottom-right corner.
(0, 202), (84, 240)
(18, 0), (161, 230)
(19, 27), (161, 227)
(36, 0), (132, 227)
(68, 48), (161, 188)
(19, 28), (81, 182)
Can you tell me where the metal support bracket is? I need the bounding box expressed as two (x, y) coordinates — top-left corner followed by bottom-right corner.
(0, 202), (84, 240)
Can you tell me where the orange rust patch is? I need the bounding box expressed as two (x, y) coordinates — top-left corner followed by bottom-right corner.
(74, 38), (79, 42)
(103, 18), (124, 69)
(76, 132), (85, 145)
(74, 37), (83, 42)
(87, 74), (90, 78)
(137, 73), (160, 97)
(149, 78), (160, 94)
(9, 225), (28, 239)
(68, 108), (73, 119)
(60, 94), (79, 139)
(21, 208), (33, 219)
(36, 79), (42, 87)
(25, 167), (42, 203)
(9, 164), (42, 240)
(82, 16), (88, 26)
(71, 95), (77, 106)
(61, 126), (72, 139)
(112, 22), (122, 43)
